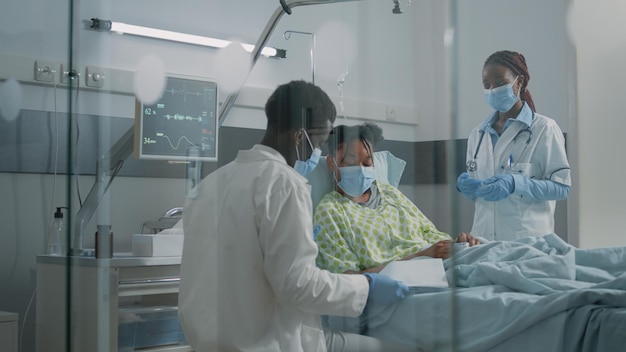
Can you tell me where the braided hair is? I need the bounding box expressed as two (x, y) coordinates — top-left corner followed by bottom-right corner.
(326, 123), (384, 160)
(484, 50), (536, 112)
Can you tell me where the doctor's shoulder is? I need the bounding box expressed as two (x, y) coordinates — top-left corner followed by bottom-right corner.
(532, 114), (567, 140)
(533, 113), (563, 130)
(257, 160), (310, 194)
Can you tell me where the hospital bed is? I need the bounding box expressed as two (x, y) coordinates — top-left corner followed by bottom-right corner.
(365, 235), (626, 351)
(307, 152), (626, 352)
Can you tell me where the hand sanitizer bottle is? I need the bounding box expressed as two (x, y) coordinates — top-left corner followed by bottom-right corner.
(47, 207), (65, 256)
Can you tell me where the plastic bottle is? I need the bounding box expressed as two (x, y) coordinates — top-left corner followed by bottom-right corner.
(47, 207), (65, 256)
(95, 225), (113, 259)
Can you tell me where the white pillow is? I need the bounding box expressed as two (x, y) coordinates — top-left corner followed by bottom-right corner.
(373, 150), (407, 188)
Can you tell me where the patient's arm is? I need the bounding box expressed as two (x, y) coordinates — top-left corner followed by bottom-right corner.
(400, 240), (453, 260)
(397, 233), (478, 260)
(342, 238), (454, 272)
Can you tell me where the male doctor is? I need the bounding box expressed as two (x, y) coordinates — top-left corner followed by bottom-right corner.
(179, 80), (413, 352)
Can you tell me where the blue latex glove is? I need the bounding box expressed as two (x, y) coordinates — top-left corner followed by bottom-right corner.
(363, 273), (409, 305)
(475, 174), (515, 201)
(456, 172), (482, 200)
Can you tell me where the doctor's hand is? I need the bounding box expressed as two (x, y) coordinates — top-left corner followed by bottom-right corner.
(456, 172), (482, 200)
(475, 174), (514, 201)
(363, 273), (409, 305)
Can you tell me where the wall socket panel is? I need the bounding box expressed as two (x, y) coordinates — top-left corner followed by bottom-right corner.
(31, 60), (106, 88)
(85, 66), (105, 88)
(34, 60), (56, 82)
(59, 64), (80, 85)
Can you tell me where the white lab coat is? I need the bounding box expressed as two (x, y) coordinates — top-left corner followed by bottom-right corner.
(178, 144), (368, 352)
(466, 113), (571, 241)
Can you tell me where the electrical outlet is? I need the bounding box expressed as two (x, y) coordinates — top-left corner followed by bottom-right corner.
(60, 64), (80, 85)
(34, 60), (56, 82)
(386, 105), (397, 121)
(85, 66), (105, 88)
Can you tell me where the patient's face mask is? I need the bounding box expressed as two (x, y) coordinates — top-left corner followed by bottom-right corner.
(294, 129), (321, 177)
(484, 75), (519, 112)
(332, 158), (376, 198)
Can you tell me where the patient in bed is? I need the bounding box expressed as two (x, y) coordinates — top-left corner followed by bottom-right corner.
(313, 122), (479, 274)
(310, 124), (626, 351)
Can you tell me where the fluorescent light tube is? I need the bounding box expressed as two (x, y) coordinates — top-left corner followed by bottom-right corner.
(90, 18), (285, 58)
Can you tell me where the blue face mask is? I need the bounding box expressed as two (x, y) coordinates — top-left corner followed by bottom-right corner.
(295, 148), (321, 176)
(337, 165), (376, 197)
(484, 76), (519, 112)
(294, 130), (321, 177)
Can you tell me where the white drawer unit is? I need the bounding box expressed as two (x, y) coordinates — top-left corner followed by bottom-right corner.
(36, 255), (193, 352)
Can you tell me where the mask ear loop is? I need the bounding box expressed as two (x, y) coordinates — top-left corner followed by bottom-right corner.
(512, 75), (521, 99)
(294, 128), (303, 162)
(302, 129), (316, 152)
(296, 108), (313, 161)
(329, 155), (341, 186)
(294, 143), (301, 161)
(295, 128), (316, 162)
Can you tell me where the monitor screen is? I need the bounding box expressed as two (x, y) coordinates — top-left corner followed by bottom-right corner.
(134, 74), (218, 162)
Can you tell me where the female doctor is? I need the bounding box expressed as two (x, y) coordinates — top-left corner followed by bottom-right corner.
(456, 50), (571, 241)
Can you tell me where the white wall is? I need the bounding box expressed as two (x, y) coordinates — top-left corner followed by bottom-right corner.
(83, 0), (435, 140)
(2, 0), (441, 140)
(568, 0), (626, 248)
(454, 0), (572, 137)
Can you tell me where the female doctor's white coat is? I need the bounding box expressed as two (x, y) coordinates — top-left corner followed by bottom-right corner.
(466, 106), (571, 241)
(178, 145), (369, 352)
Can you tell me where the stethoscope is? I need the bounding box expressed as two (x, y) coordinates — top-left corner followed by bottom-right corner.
(466, 125), (533, 173)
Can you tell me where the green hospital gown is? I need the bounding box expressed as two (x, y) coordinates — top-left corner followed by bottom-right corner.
(314, 182), (452, 273)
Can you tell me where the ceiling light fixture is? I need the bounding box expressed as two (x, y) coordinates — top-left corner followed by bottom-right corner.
(89, 18), (286, 59)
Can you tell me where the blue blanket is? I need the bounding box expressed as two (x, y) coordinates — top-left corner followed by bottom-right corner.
(363, 234), (626, 351)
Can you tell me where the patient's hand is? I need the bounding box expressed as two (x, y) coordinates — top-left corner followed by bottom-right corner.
(420, 240), (452, 259)
(456, 232), (480, 246)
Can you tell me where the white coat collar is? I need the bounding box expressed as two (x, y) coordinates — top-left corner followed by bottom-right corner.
(237, 144), (311, 184)
(480, 102), (534, 132)
(236, 144), (288, 165)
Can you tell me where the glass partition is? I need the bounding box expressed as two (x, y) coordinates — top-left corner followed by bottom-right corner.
(2, 1), (626, 351)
